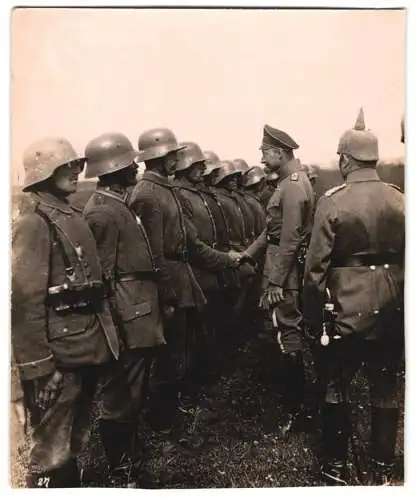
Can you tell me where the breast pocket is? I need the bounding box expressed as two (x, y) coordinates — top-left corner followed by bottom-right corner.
(118, 301), (152, 324)
(47, 312), (91, 340)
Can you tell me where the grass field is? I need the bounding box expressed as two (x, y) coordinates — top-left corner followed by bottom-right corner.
(10, 332), (404, 489)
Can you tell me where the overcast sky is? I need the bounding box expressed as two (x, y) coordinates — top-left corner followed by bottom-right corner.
(11, 8), (405, 185)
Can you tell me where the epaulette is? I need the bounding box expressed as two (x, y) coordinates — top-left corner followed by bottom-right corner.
(324, 183), (347, 197)
(290, 172), (299, 181)
(385, 182), (403, 193)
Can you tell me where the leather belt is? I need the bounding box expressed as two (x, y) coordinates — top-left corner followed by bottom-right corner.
(116, 270), (160, 282)
(332, 253), (403, 268)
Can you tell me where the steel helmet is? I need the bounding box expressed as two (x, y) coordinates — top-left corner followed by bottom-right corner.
(22, 137), (85, 192)
(337, 108), (379, 161)
(137, 128), (185, 162)
(84, 133), (138, 179)
(175, 142), (206, 172)
(212, 160), (241, 186)
(202, 151), (221, 177)
(242, 166), (265, 188)
(232, 158), (250, 173)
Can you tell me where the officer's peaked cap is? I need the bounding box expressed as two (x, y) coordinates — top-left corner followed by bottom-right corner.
(262, 124), (299, 150)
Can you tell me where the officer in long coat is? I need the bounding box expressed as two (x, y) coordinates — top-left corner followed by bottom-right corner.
(240, 125), (315, 423)
(129, 129), (238, 429)
(173, 142), (223, 380)
(302, 109), (405, 486)
(82, 133), (165, 485)
(11, 138), (120, 488)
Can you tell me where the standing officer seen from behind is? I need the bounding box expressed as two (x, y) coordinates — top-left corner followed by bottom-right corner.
(302, 109), (405, 486)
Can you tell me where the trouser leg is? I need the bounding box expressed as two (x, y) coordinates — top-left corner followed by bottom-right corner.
(150, 309), (188, 430)
(271, 290), (306, 416)
(22, 368), (98, 488)
(315, 339), (362, 485)
(365, 338), (403, 485)
(97, 349), (153, 484)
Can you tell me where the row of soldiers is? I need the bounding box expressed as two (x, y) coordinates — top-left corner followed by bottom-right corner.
(11, 109), (404, 488)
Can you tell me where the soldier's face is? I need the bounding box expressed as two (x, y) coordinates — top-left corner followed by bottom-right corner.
(122, 163), (139, 186)
(261, 147), (282, 170)
(226, 174), (239, 190)
(52, 160), (83, 195)
(188, 162), (206, 184)
(165, 151), (179, 175)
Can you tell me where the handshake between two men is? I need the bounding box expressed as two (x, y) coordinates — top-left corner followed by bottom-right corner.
(227, 250), (285, 312)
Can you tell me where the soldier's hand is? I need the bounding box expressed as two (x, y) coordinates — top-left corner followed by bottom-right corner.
(228, 251), (242, 268)
(163, 305), (176, 319)
(36, 370), (64, 410)
(268, 285), (285, 306)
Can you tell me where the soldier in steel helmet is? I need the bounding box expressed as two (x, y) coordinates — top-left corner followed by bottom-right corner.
(200, 151), (241, 354)
(129, 129), (239, 430)
(211, 161), (257, 342)
(239, 125), (315, 428)
(82, 133), (165, 486)
(231, 158), (257, 244)
(172, 142), (228, 382)
(11, 138), (120, 488)
(302, 109), (405, 486)
(241, 166), (267, 237)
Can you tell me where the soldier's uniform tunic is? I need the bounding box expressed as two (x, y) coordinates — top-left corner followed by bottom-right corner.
(12, 191), (119, 478)
(302, 168), (404, 473)
(129, 171), (233, 419)
(84, 186), (165, 423)
(245, 160), (315, 353)
(173, 177), (222, 374)
(244, 191), (267, 237)
(216, 186), (257, 339)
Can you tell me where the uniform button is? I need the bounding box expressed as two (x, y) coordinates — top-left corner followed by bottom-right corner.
(370, 265), (376, 270)
(63, 327), (68, 333)
(384, 264), (390, 269)
(374, 310), (379, 315)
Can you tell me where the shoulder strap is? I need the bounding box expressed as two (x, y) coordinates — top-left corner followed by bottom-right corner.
(34, 204), (74, 276)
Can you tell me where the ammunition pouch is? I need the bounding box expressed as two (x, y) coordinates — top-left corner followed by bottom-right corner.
(48, 280), (105, 312)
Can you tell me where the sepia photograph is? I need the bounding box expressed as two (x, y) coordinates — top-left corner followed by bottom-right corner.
(9, 4), (406, 490)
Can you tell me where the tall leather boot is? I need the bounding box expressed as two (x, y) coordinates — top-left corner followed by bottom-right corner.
(148, 382), (179, 432)
(320, 403), (351, 486)
(26, 458), (80, 488)
(370, 407), (399, 485)
(98, 419), (138, 487)
(280, 352), (307, 432)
